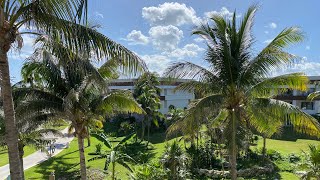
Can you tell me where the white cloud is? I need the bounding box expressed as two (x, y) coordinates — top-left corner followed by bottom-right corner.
(306, 46), (311, 50)
(270, 59), (320, 76)
(267, 22), (277, 29)
(264, 31), (269, 34)
(94, 11), (104, 19)
(142, 2), (200, 26)
(167, 43), (204, 59)
(9, 35), (34, 59)
(140, 54), (171, 75)
(149, 25), (183, 51)
(263, 39), (273, 44)
(125, 30), (149, 45)
(205, 7), (240, 20)
(194, 37), (204, 43)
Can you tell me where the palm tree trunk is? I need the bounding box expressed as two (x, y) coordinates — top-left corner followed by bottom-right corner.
(147, 117), (150, 146)
(229, 109), (237, 180)
(262, 136), (267, 159)
(0, 6), (23, 179)
(141, 117), (145, 140)
(111, 162), (116, 180)
(77, 135), (87, 180)
(0, 49), (23, 180)
(87, 127), (91, 147)
(18, 143), (25, 180)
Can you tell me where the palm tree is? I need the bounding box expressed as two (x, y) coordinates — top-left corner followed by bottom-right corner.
(89, 133), (136, 180)
(164, 5), (320, 179)
(17, 38), (144, 179)
(301, 145), (320, 179)
(0, 1), (146, 178)
(133, 72), (162, 142)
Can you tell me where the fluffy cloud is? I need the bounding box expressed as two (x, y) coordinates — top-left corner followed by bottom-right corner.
(270, 59), (320, 76)
(267, 22), (277, 29)
(9, 35), (34, 59)
(149, 25), (183, 51)
(194, 37), (204, 43)
(167, 43), (204, 59)
(94, 11), (104, 19)
(205, 7), (241, 20)
(125, 30), (149, 45)
(140, 54), (171, 75)
(263, 39), (273, 44)
(142, 2), (200, 26)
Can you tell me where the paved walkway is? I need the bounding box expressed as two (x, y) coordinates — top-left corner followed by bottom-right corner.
(0, 127), (74, 179)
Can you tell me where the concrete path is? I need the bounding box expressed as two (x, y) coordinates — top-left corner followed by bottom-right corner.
(0, 127), (74, 179)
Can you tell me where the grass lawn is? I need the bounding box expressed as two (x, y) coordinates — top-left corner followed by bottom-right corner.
(24, 133), (319, 180)
(0, 146), (37, 167)
(24, 132), (182, 180)
(255, 136), (320, 155)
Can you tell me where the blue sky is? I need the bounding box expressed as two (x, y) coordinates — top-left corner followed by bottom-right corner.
(8, 0), (320, 82)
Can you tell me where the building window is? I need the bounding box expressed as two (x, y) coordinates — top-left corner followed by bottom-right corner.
(301, 102), (314, 110)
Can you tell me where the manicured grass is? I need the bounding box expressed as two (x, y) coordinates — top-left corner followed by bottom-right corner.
(24, 133), (319, 180)
(255, 136), (320, 155)
(279, 172), (299, 180)
(24, 132), (182, 180)
(25, 137), (108, 179)
(0, 146), (37, 167)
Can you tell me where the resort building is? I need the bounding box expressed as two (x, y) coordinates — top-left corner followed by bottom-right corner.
(276, 76), (320, 124)
(109, 79), (195, 114)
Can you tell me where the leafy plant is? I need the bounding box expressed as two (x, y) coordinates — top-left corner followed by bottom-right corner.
(129, 162), (167, 180)
(89, 133), (136, 180)
(300, 145), (320, 179)
(160, 141), (189, 180)
(95, 144), (102, 154)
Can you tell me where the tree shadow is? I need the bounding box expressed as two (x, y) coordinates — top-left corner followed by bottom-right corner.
(118, 141), (156, 164)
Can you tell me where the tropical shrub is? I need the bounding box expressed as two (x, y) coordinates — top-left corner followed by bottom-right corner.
(129, 162), (167, 180)
(160, 141), (189, 179)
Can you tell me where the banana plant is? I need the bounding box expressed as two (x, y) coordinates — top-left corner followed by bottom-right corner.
(89, 133), (136, 180)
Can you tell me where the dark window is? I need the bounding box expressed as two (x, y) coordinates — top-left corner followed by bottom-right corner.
(301, 102), (314, 110)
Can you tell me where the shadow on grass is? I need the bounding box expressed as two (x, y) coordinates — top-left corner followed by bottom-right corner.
(27, 155), (80, 180)
(272, 126), (319, 141)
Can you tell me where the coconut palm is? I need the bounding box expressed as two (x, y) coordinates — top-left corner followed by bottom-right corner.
(17, 39), (144, 179)
(89, 133), (136, 180)
(0, 1), (145, 178)
(164, 5), (320, 179)
(133, 72), (162, 142)
(301, 145), (320, 179)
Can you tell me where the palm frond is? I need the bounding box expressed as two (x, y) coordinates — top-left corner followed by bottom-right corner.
(98, 90), (144, 115)
(250, 98), (320, 137)
(250, 73), (309, 97)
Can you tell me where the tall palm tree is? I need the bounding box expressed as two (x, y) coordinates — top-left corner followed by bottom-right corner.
(0, 1), (145, 178)
(133, 72), (161, 142)
(164, 5), (320, 179)
(18, 38), (144, 179)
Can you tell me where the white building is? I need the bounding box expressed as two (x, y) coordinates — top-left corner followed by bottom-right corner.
(276, 76), (320, 115)
(109, 79), (195, 114)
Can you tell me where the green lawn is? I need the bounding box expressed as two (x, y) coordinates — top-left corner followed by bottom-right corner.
(0, 146), (37, 167)
(24, 133), (319, 180)
(255, 136), (320, 155)
(24, 133), (182, 180)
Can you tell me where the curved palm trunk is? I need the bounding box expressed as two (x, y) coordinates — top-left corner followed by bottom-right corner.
(262, 136), (267, 159)
(111, 162), (116, 180)
(18, 142), (25, 180)
(0, 7), (23, 180)
(77, 135), (87, 180)
(0, 51), (23, 180)
(229, 109), (237, 180)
